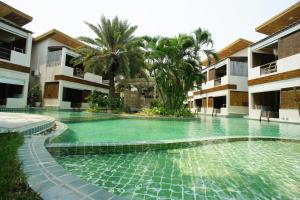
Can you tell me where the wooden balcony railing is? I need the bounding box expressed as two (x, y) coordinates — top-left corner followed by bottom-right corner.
(0, 46), (11, 60)
(214, 78), (222, 86)
(260, 61), (277, 75)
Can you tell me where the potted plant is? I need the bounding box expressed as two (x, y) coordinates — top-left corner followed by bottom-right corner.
(31, 85), (42, 107)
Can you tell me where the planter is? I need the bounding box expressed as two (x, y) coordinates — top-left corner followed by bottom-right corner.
(35, 102), (41, 107)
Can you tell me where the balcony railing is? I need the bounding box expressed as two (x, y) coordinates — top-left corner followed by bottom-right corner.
(0, 46), (11, 60)
(214, 78), (222, 86)
(73, 67), (84, 78)
(260, 61), (277, 75)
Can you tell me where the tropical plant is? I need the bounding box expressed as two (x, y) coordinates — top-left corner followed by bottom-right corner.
(30, 85), (42, 103)
(141, 29), (217, 113)
(86, 91), (108, 109)
(86, 90), (124, 112)
(73, 16), (146, 103)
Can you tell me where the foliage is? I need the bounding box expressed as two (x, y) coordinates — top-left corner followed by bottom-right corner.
(86, 90), (124, 111)
(86, 91), (108, 109)
(0, 132), (41, 199)
(150, 99), (162, 108)
(141, 28), (218, 112)
(73, 15), (147, 105)
(30, 85), (42, 103)
(142, 107), (194, 117)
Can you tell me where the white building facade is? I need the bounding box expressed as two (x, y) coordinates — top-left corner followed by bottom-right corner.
(248, 3), (300, 123)
(188, 39), (252, 116)
(31, 29), (109, 109)
(0, 2), (33, 108)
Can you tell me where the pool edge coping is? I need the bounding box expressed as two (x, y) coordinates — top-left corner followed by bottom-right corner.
(18, 121), (127, 200)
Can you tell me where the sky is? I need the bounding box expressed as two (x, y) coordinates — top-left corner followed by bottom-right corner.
(5, 0), (299, 50)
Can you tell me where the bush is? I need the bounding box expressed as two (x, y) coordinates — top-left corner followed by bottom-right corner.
(142, 107), (194, 117)
(174, 108), (194, 117)
(86, 91), (124, 111)
(86, 91), (109, 109)
(0, 133), (41, 199)
(150, 99), (162, 108)
(30, 85), (42, 103)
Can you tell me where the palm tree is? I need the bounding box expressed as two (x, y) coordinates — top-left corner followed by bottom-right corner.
(74, 16), (145, 100)
(191, 27), (218, 67)
(142, 28), (218, 112)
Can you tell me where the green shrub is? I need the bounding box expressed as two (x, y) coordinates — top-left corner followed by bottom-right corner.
(150, 99), (162, 108)
(142, 107), (194, 117)
(174, 108), (194, 117)
(0, 133), (41, 199)
(29, 85), (42, 104)
(86, 91), (108, 109)
(86, 91), (124, 111)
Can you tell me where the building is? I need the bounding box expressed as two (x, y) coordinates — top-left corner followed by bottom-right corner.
(31, 29), (109, 109)
(0, 2), (33, 108)
(188, 38), (253, 116)
(248, 2), (300, 123)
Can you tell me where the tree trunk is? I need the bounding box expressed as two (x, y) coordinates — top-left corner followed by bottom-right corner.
(108, 72), (115, 98)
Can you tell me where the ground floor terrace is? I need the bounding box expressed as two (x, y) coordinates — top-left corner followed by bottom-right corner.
(189, 89), (248, 116)
(249, 84), (300, 123)
(42, 79), (109, 109)
(0, 63), (29, 108)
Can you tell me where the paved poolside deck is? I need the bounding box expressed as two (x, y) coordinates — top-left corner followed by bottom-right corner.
(0, 112), (55, 133)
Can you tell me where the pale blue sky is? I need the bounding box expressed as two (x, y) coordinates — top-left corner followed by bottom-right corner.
(5, 0), (299, 50)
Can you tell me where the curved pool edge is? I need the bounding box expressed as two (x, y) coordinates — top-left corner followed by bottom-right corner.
(18, 121), (126, 200)
(46, 135), (300, 156)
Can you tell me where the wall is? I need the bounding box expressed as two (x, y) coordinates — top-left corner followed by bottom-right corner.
(280, 87), (300, 109)
(0, 68), (29, 108)
(278, 30), (300, 59)
(248, 79), (300, 123)
(0, 21), (32, 67)
(230, 91), (248, 106)
(57, 80), (108, 109)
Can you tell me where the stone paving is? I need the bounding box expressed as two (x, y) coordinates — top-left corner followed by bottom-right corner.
(18, 122), (125, 200)
(0, 112), (55, 134)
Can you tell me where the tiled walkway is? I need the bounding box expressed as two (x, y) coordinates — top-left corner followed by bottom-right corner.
(18, 122), (124, 200)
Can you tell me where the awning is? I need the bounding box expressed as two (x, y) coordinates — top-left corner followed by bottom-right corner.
(0, 76), (24, 85)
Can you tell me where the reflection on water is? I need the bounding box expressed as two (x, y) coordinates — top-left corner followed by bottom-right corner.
(56, 141), (300, 199)
(51, 115), (300, 143)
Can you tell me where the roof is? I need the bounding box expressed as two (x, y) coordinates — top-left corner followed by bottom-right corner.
(255, 1), (300, 35)
(202, 38), (253, 66)
(0, 17), (32, 33)
(0, 1), (32, 26)
(34, 29), (84, 49)
(251, 21), (300, 48)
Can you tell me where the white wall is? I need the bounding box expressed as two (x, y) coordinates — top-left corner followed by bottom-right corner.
(279, 109), (300, 123)
(0, 21), (32, 68)
(0, 68), (29, 108)
(249, 53), (300, 80)
(248, 78), (300, 123)
(56, 80), (109, 109)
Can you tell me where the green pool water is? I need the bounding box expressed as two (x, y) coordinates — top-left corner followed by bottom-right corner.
(51, 116), (300, 143)
(55, 141), (300, 199)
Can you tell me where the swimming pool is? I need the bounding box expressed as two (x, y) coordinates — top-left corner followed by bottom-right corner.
(23, 110), (300, 199)
(55, 140), (300, 199)
(51, 116), (300, 143)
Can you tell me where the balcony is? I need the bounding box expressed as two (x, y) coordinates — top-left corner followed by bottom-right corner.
(73, 67), (84, 78)
(0, 28), (29, 66)
(0, 46), (11, 60)
(260, 61), (277, 75)
(214, 78), (222, 86)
